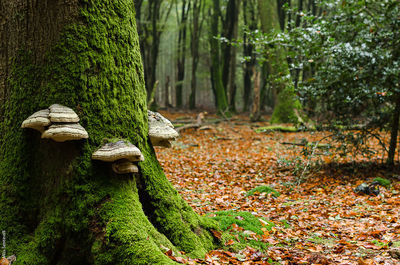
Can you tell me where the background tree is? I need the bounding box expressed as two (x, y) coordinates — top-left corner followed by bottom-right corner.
(175, 0), (190, 108)
(0, 1), (217, 264)
(242, 0), (258, 112)
(189, 0), (205, 110)
(257, 0), (303, 123)
(209, 0), (230, 115)
(135, 0), (173, 105)
(221, 0), (241, 112)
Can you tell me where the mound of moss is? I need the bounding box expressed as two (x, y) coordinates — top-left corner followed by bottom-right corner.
(208, 211), (275, 251)
(246, 186), (280, 198)
(373, 177), (391, 187)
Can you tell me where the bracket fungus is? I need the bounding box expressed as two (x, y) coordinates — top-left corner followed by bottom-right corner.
(148, 110), (179, 147)
(22, 104), (89, 142)
(112, 159), (139, 174)
(49, 104), (80, 123)
(92, 141), (144, 174)
(21, 109), (51, 132)
(41, 124), (89, 142)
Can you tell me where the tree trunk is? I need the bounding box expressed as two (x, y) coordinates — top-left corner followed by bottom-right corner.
(165, 75), (172, 108)
(258, 0), (304, 124)
(242, 0), (257, 112)
(221, 0), (241, 112)
(387, 95), (400, 165)
(227, 0), (240, 112)
(250, 69), (261, 122)
(175, 0), (190, 108)
(210, 0), (230, 116)
(0, 1), (216, 264)
(189, 0), (204, 110)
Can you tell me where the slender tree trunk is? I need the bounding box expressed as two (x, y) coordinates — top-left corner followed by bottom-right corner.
(387, 95), (400, 165)
(176, 0), (190, 108)
(0, 1), (216, 264)
(210, 0), (230, 115)
(189, 0), (204, 110)
(221, 0), (241, 112)
(242, 0), (257, 112)
(228, 0), (240, 112)
(165, 75), (172, 108)
(258, 0), (304, 124)
(250, 69), (261, 122)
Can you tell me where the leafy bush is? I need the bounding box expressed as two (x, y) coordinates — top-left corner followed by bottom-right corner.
(253, 0), (400, 163)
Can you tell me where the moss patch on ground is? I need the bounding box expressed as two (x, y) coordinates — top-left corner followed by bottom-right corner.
(246, 186), (281, 197)
(254, 125), (298, 133)
(207, 211), (275, 252)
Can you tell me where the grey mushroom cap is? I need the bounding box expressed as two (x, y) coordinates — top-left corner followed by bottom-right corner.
(49, 104), (80, 123)
(41, 123), (89, 142)
(92, 141), (144, 162)
(148, 110), (174, 128)
(21, 109), (51, 132)
(112, 159), (139, 174)
(148, 111), (179, 146)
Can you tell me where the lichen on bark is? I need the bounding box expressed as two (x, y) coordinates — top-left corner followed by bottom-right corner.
(0, 1), (217, 264)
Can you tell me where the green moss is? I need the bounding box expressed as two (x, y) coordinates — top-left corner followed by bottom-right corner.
(270, 86), (303, 124)
(0, 0), (215, 263)
(138, 148), (218, 258)
(254, 125), (298, 133)
(246, 186), (281, 197)
(373, 177), (391, 187)
(207, 211), (274, 252)
(208, 211), (274, 236)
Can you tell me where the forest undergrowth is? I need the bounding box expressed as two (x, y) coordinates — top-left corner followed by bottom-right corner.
(156, 111), (400, 265)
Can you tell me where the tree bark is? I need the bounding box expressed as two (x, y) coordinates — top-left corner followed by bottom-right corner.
(175, 0), (190, 108)
(221, 0), (241, 112)
(210, 0), (230, 116)
(0, 1), (216, 264)
(258, 0), (304, 124)
(387, 94), (400, 165)
(250, 69), (261, 122)
(242, 0), (257, 112)
(189, 0), (204, 110)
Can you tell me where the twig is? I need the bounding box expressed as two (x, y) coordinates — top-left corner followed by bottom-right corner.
(297, 141), (319, 185)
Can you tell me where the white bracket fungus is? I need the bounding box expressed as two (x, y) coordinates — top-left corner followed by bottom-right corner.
(148, 110), (179, 147)
(21, 104), (89, 142)
(111, 159), (139, 174)
(21, 109), (51, 132)
(92, 141), (144, 162)
(92, 140), (143, 175)
(49, 104), (80, 123)
(41, 124), (89, 142)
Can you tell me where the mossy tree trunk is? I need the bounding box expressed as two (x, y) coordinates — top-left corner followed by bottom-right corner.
(209, 0), (230, 116)
(242, 0), (258, 113)
(257, 0), (304, 124)
(0, 1), (217, 264)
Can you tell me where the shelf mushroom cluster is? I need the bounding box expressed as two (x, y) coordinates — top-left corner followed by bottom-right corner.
(148, 110), (179, 148)
(21, 104), (88, 142)
(92, 140), (144, 174)
(21, 107), (177, 175)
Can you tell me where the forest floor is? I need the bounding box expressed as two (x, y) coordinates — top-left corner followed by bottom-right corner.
(155, 111), (400, 265)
